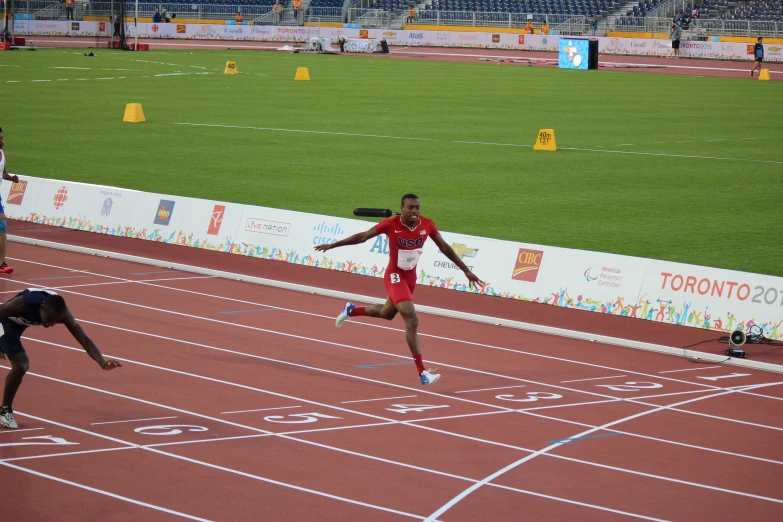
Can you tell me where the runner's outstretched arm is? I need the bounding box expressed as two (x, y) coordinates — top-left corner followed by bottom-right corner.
(314, 226), (379, 252)
(62, 311), (122, 370)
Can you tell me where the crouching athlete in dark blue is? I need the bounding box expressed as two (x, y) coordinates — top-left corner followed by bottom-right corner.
(0, 289), (122, 429)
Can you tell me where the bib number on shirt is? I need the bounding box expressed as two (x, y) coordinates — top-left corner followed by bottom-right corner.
(390, 273), (401, 284)
(397, 249), (423, 271)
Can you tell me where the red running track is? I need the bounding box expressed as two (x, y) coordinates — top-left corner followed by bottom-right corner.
(1, 239), (783, 521)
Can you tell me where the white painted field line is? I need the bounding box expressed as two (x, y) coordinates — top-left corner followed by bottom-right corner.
(0, 367), (715, 521)
(21, 334), (783, 465)
(0, 274), (216, 296)
(342, 395), (418, 404)
(91, 416), (178, 426)
(11, 408), (427, 520)
(0, 427), (44, 435)
(0, 461), (211, 521)
(221, 405), (301, 414)
(1, 446), (134, 463)
(561, 375), (627, 383)
(422, 382), (783, 522)
(1, 366), (662, 521)
(6, 343), (781, 511)
(10, 243), (782, 376)
(454, 385), (527, 394)
(658, 366), (723, 374)
(176, 122), (782, 165)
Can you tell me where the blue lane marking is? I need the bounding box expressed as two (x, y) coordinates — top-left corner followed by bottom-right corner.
(218, 308), (278, 315)
(548, 433), (622, 444)
(355, 361), (413, 369)
(130, 270), (183, 276)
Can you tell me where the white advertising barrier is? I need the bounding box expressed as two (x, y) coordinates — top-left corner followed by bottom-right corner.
(0, 177), (47, 218)
(640, 261), (783, 335)
(132, 191), (246, 251)
(232, 205), (377, 272)
(14, 20), (782, 61)
(6, 175), (783, 341)
(34, 179), (143, 235)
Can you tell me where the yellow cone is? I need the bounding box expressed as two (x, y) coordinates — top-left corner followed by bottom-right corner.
(533, 129), (556, 151)
(758, 68), (770, 81)
(294, 67), (310, 81)
(123, 103), (146, 123)
(224, 61), (238, 74)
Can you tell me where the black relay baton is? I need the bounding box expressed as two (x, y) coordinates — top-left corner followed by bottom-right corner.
(353, 208), (399, 218)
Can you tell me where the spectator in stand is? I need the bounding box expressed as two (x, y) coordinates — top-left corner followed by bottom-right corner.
(293, 0), (303, 22)
(407, 5), (418, 23)
(670, 23), (682, 58)
(161, 9), (172, 23)
(751, 37), (764, 77)
(273, 0), (283, 24)
(65, 0), (74, 21)
(235, 10), (244, 24)
(525, 19), (535, 34)
(673, 9), (684, 25)
(541, 20), (550, 34)
(692, 7), (699, 19)
(153, 9), (162, 23)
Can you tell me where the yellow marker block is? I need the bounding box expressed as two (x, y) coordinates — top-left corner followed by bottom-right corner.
(224, 61), (238, 74)
(294, 67), (311, 81)
(758, 68), (770, 81)
(533, 129), (556, 151)
(123, 103), (145, 123)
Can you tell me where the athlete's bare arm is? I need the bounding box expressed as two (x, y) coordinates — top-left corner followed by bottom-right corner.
(315, 226), (379, 252)
(1, 152), (19, 183)
(62, 311), (122, 370)
(0, 296), (24, 320)
(431, 234), (485, 289)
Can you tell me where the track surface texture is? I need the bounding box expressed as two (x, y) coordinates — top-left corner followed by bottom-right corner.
(1, 221), (782, 521)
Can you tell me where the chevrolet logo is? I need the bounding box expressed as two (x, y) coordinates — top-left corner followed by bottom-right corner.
(451, 243), (478, 259)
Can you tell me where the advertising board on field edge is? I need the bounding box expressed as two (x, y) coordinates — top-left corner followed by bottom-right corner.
(2, 175), (781, 342)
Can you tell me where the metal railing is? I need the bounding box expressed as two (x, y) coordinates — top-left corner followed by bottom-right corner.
(349, 9), (586, 32)
(306, 6), (343, 21)
(83, 3), (272, 20)
(613, 15), (783, 37)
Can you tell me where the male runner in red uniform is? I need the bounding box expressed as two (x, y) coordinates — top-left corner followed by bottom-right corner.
(315, 194), (484, 385)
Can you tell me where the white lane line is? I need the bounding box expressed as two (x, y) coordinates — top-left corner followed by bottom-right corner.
(7, 346), (781, 510)
(658, 367), (723, 374)
(220, 406), (301, 414)
(13, 409), (426, 520)
(454, 385), (527, 394)
(0, 460), (213, 521)
(561, 375), (627, 383)
(0, 427), (44, 435)
(0, 366), (701, 521)
(1, 447), (134, 462)
(90, 416), (178, 426)
(176, 122), (783, 165)
(422, 382), (783, 521)
(342, 395), (418, 404)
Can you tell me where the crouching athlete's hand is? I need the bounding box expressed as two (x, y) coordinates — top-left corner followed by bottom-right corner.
(101, 360), (123, 370)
